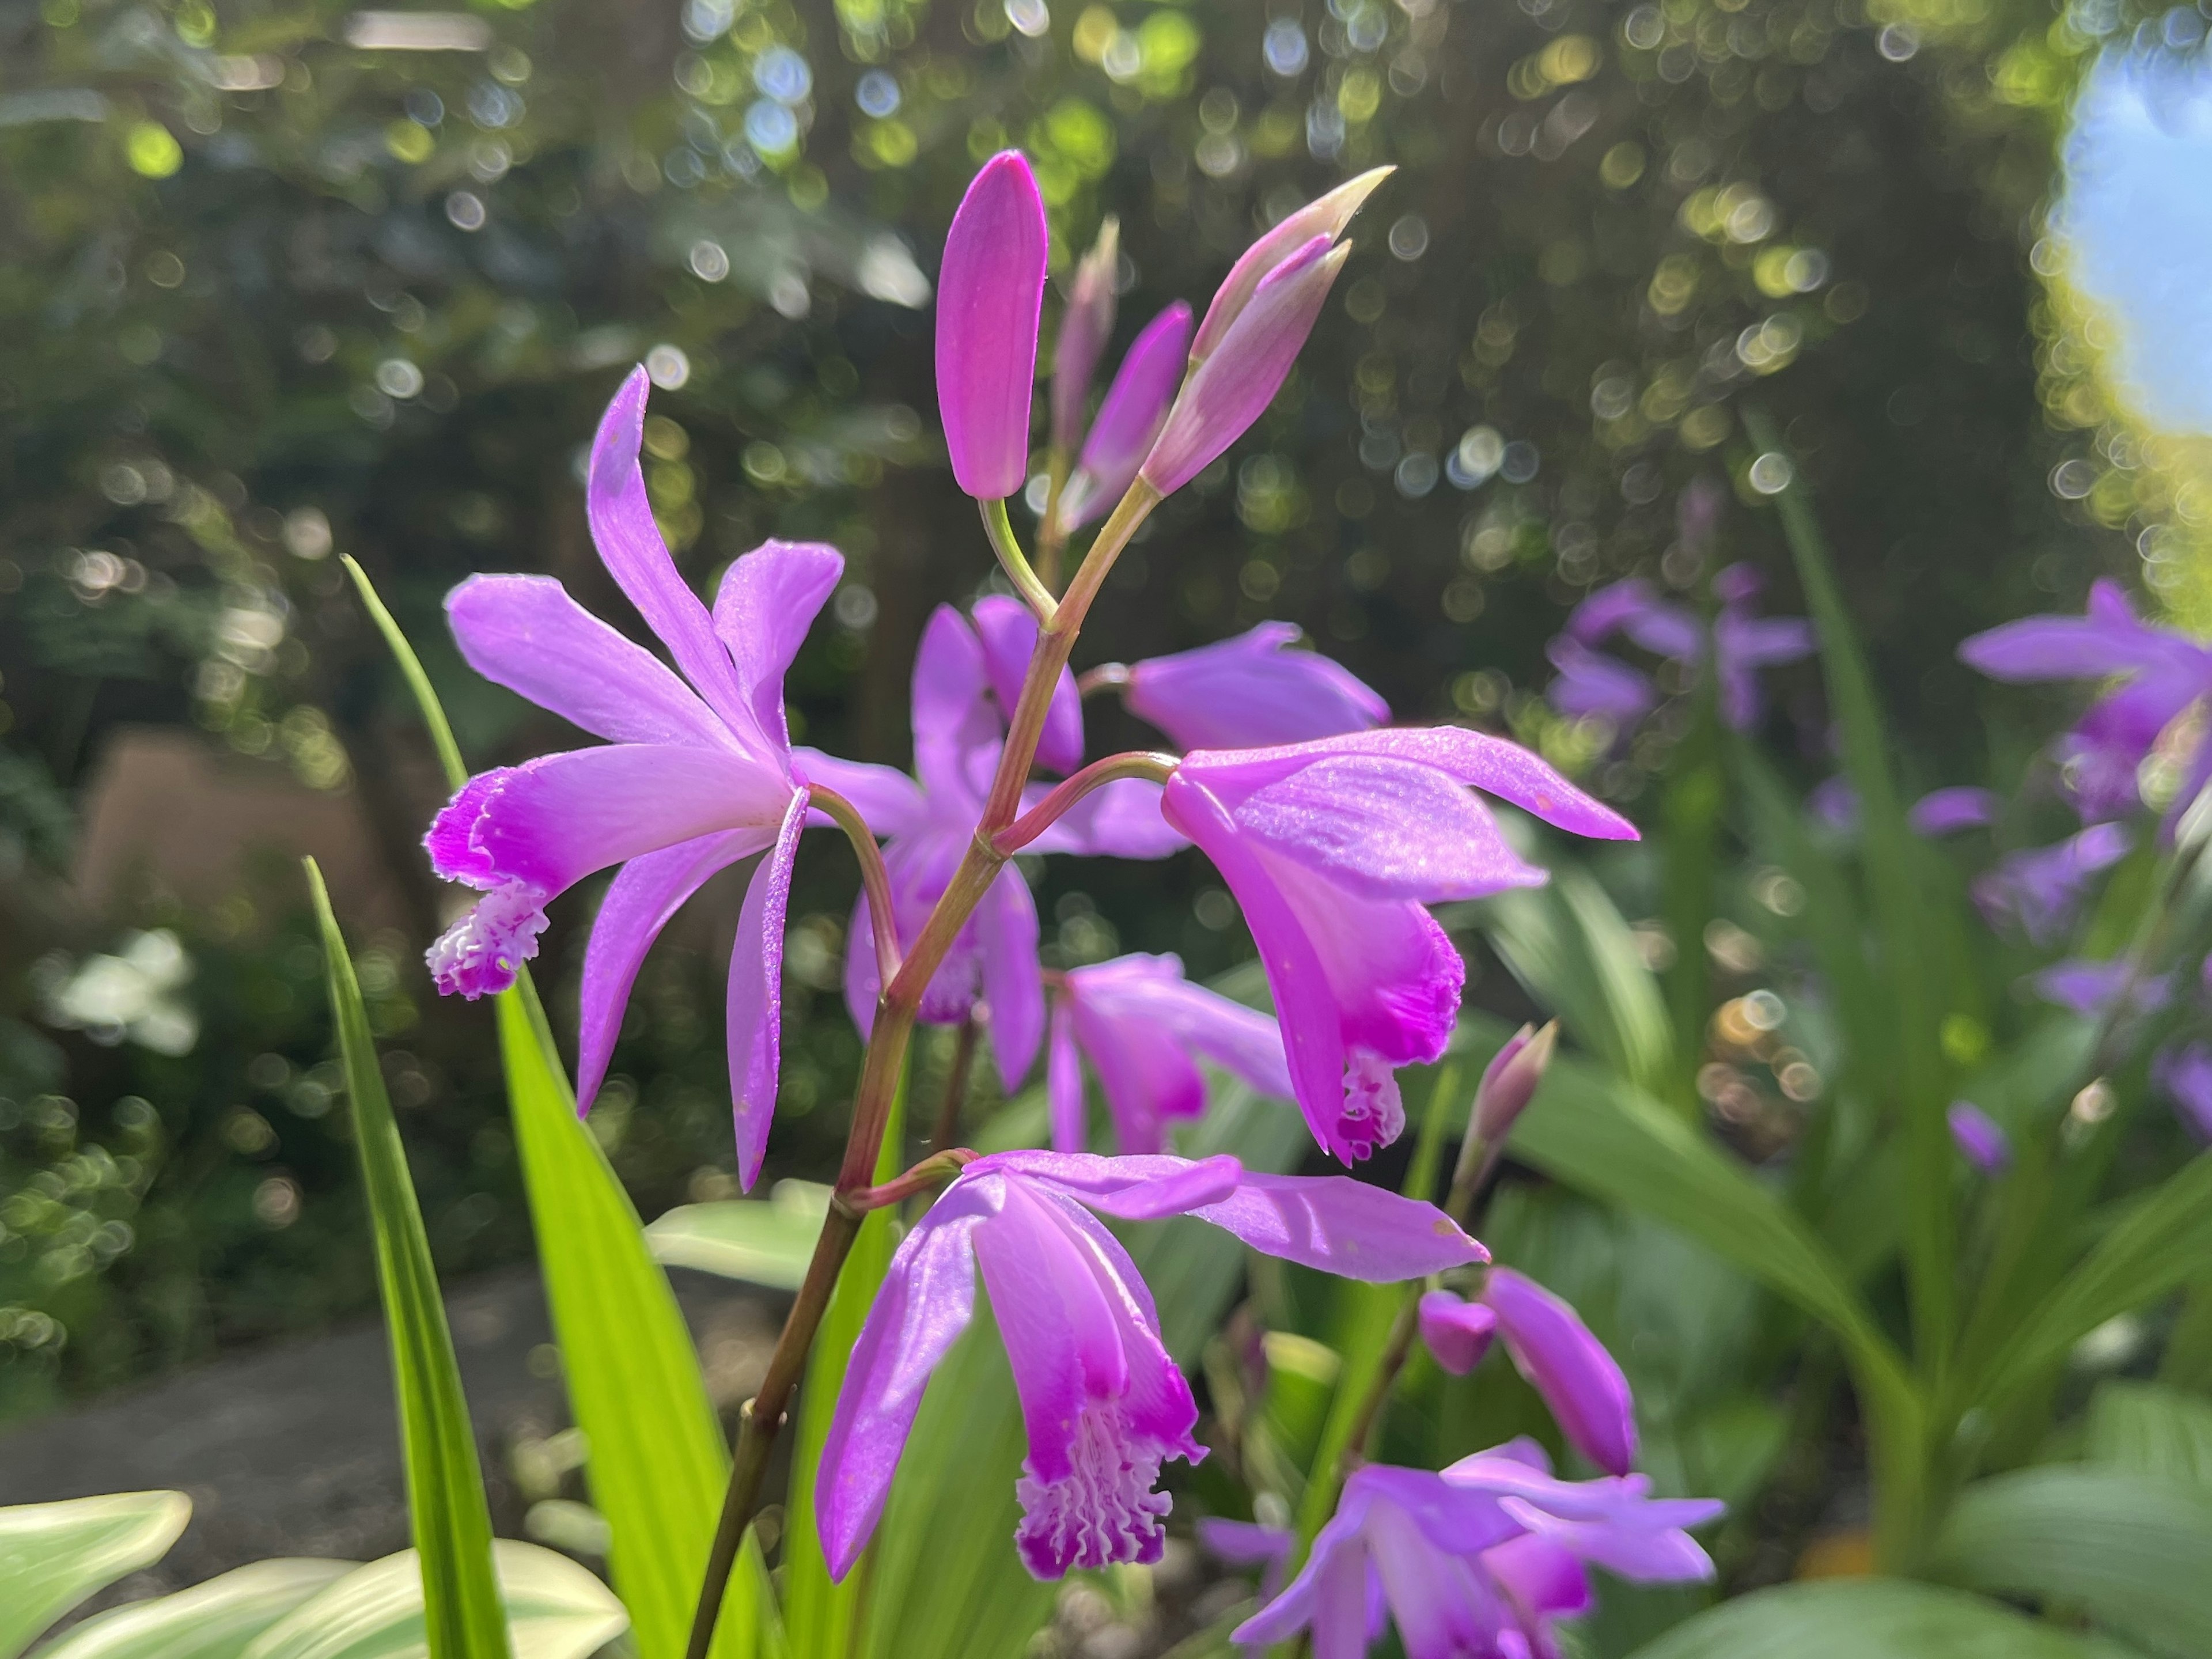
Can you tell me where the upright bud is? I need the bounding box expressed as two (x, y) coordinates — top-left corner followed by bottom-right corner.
(937, 151), (1048, 501)
(1050, 216), (1120, 454)
(1188, 166), (1392, 366)
(1139, 236), (1349, 498)
(1475, 1021), (1556, 1144)
(1059, 301), (1192, 530)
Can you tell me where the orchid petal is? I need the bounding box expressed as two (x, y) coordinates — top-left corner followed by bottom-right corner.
(1048, 995), (1086, 1153)
(972, 594), (1084, 775)
(729, 787), (809, 1191)
(1190, 168), (1390, 363)
(1495, 1498), (1718, 1582)
(792, 748), (930, 840)
(976, 863), (1046, 1088)
(1188, 1172), (1486, 1279)
(1063, 302), (1195, 529)
(711, 539), (843, 760)
(1123, 622), (1389, 751)
(911, 605), (999, 804)
(1418, 1290), (1499, 1375)
(1484, 1268), (1638, 1476)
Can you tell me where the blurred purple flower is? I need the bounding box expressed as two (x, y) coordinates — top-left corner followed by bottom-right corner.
(1161, 729), (1636, 1164)
(1122, 622), (1389, 751)
(817, 1150), (1486, 1582)
(1960, 579), (2212, 824)
(1049, 217), (1118, 455)
(1544, 637), (1657, 728)
(2154, 1041), (2212, 1139)
(1047, 953), (1293, 1154)
(2029, 957), (2173, 1017)
(426, 367), (836, 1189)
(1971, 823), (2131, 945)
(1418, 1267), (1638, 1476)
(1911, 787), (2001, 836)
(1059, 302), (1193, 531)
(1809, 775), (1859, 834)
(1946, 1101), (2012, 1175)
(1473, 1020), (1556, 1144)
(937, 151), (1048, 500)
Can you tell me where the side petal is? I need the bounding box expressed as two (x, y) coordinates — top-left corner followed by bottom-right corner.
(1075, 997), (1207, 1153)
(1187, 1172), (1487, 1281)
(576, 830), (766, 1112)
(817, 1178), (998, 1578)
(711, 540), (844, 759)
(1023, 778), (1189, 860)
(1484, 1268), (1638, 1476)
(1495, 1498), (1718, 1582)
(587, 368), (751, 725)
(792, 748), (930, 841)
(1048, 995), (1086, 1153)
(976, 863), (1046, 1089)
(728, 788), (809, 1191)
(446, 574), (728, 747)
(972, 594), (1084, 775)
(844, 886), (882, 1039)
(1124, 623), (1389, 752)
(983, 1150), (1245, 1219)
(911, 605), (1000, 804)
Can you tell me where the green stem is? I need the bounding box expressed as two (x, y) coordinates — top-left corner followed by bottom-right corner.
(981, 498), (1056, 624)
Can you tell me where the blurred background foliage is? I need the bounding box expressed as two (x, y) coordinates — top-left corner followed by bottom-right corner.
(0, 0), (2188, 1424)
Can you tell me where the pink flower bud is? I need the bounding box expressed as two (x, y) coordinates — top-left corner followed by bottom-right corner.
(1059, 301), (1192, 530)
(1188, 166), (1391, 366)
(1475, 1021), (1556, 1143)
(1139, 236), (1349, 498)
(937, 151), (1048, 501)
(1050, 216), (1120, 454)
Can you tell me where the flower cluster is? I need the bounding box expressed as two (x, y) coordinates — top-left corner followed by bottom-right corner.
(418, 151), (1704, 1621)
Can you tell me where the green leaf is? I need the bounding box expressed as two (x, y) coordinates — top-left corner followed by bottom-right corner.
(1623, 1578), (2105, 1659)
(646, 1183), (831, 1291)
(36, 1559), (355, 1659)
(1478, 872), (1673, 1100)
(0, 1491), (189, 1659)
(342, 555), (775, 1659)
(1930, 1466), (2212, 1657)
(2088, 1380), (2212, 1496)
(238, 1543), (627, 1659)
(494, 986), (779, 1659)
(309, 862), (508, 1659)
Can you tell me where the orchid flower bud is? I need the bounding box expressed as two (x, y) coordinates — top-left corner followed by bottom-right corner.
(1139, 235), (1349, 498)
(1188, 166), (1392, 367)
(937, 151), (1048, 501)
(1059, 301), (1192, 531)
(1475, 1021), (1556, 1144)
(1050, 216), (1120, 454)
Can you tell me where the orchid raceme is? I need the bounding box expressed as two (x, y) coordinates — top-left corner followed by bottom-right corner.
(1158, 729), (1636, 1162)
(815, 1151), (1486, 1581)
(423, 366), (838, 1189)
(1115, 620), (1390, 751)
(1047, 953), (1293, 1153)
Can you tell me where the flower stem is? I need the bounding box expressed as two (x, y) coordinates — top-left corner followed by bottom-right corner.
(993, 751), (1176, 855)
(840, 1147), (979, 1212)
(981, 498), (1057, 624)
(808, 782), (901, 986)
(1037, 448), (1070, 593)
(930, 1010), (983, 1154)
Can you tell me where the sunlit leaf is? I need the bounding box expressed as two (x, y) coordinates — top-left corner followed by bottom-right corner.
(37, 1559), (355, 1659)
(0, 1490), (190, 1659)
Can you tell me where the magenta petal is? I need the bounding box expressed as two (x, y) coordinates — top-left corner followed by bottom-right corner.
(1909, 786), (2000, 836)
(1483, 1268), (1638, 1476)
(1073, 992), (1208, 1154)
(1484, 1533), (1590, 1622)
(587, 368), (751, 725)
(728, 788), (808, 1191)
(792, 748), (929, 840)
(1124, 622), (1389, 751)
(985, 1149), (1246, 1221)
(445, 574), (729, 748)
(1190, 168), (1391, 364)
(1143, 236), (1349, 498)
(426, 770), (507, 887)
(1198, 1517), (1293, 1570)
(1063, 301), (1195, 530)
(972, 594), (1084, 775)
(1188, 1172), (1486, 1279)
(1495, 1498), (1717, 1583)
(976, 864), (1045, 1088)
(1022, 777), (1188, 859)
(1946, 1101), (2012, 1175)
(937, 152), (1048, 500)
(711, 539), (843, 760)
(911, 605), (999, 804)
(1547, 638), (1657, 727)
(1050, 219), (1119, 454)
(817, 1179), (997, 1580)
(1070, 955), (1291, 1105)
(575, 830), (765, 1112)
(1418, 1290), (1498, 1375)
(1048, 996), (1086, 1153)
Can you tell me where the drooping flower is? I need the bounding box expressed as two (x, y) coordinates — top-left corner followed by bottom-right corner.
(1946, 1101), (2012, 1175)
(1047, 953), (1293, 1154)
(1160, 729), (1636, 1164)
(1959, 579), (2212, 823)
(937, 151), (1049, 501)
(1233, 1444), (1721, 1659)
(1910, 786), (2001, 836)
(1050, 216), (1119, 456)
(1058, 302), (1194, 531)
(1417, 1267), (1638, 1476)
(1118, 622), (1390, 752)
(2154, 1040), (2212, 1139)
(816, 1150), (1486, 1582)
(1971, 823), (2131, 945)
(426, 367), (836, 1188)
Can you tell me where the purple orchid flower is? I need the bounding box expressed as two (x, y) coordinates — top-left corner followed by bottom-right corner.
(2154, 1041), (2212, 1139)
(1960, 579), (2212, 824)
(1047, 953), (1293, 1154)
(1059, 302), (1194, 532)
(425, 368), (836, 1189)
(1971, 823), (2131, 945)
(1050, 217), (1119, 456)
(1120, 622), (1390, 752)
(1911, 786), (2001, 836)
(1544, 637), (1657, 729)
(2029, 957), (2173, 1017)
(815, 1150), (1486, 1582)
(1233, 1444), (1720, 1659)
(937, 151), (1048, 501)
(1946, 1101), (2012, 1175)
(1418, 1268), (1638, 1476)
(1158, 729), (1635, 1164)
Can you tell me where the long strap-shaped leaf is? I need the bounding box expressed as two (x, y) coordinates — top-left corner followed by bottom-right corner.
(308, 859), (509, 1659)
(342, 556), (778, 1659)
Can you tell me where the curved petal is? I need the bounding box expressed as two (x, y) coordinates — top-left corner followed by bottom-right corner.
(972, 595), (1084, 775)
(817, 1177), (999, 1578)
(461, 744), (795, 898)
(575, 829), (767, 1112)
(1418, 1289), (1499, 1376)
(711, 540), (844, 760)
(1024, 778), (1188, 859)
(728, 788), (809, 1191)
(981, 1150), (1245, 1220)
(1495, 1498), (1718, 1582)
(1484, 1268), (1638, 1476)
(1124, 623), (1389, 752)
(844, 886), (883, 1039)
(1071, 955), (1291, 1103)
(792, 748), (929, 841)
(426, 770), (508, 887)
(446, 574), (728, 747)
(1189, 168), (1390, 363)
(1366, 1501), (1503, 1659)
(1187, 1172), (1487, 1281)
(588, 368), (751, 726)
(1048, 995), (1086, 1153)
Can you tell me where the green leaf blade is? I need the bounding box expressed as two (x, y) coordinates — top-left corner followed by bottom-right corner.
(0, 1490), (190, 1659)
(37, 1559), (355, 1659)
(1624, 1578), (2107, 1659)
